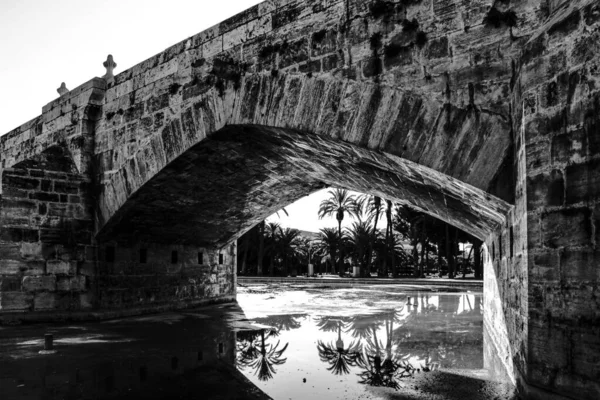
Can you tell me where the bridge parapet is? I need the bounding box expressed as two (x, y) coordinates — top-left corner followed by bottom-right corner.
(2, 78), (106, 179)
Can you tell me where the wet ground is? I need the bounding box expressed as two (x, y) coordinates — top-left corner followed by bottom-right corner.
(0, 304), (269, 400)
(236, 283), (517, 400)
(0, 283), (516, 399)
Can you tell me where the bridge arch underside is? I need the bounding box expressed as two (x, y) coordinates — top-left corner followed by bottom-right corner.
(97, 124), (511, 248)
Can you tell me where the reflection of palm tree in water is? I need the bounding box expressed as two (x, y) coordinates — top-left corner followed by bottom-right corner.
(357, 310), (414, 390)
(315, 316), (363, 375)
(236, 329), (289, 381)
(253, 314), (305, 332)
(317, 340), (363, 375)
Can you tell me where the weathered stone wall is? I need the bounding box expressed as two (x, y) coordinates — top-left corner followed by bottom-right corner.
(95, 0), (545, 239)
(485, 2), (600, 399)
(483, 207), (528, 389)
(95, 242), (236, 310)
(516, 1), (600, 398)
(1, 78), (106, 176)
(0, 167), (94, 312)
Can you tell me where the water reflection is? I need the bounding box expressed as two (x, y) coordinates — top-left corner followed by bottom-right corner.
(236, 329), (289, 381)
(0, 305), (266, 400)
(237, 287), (484, 399)
(252, 314), (305, 331)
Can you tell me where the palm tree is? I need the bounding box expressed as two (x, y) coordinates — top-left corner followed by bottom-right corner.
(316, 227), (339, 274)
(277, 227), (301, 276)
(257, 221), (265, 275)
(318, 189), (361, 276)
(358, 195), (383, 277)
(265, 222), (281, 276)
(384, 200), (396, 277)
(346, 221), (377, 275)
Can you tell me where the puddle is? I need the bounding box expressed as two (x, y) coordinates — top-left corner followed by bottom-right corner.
(0, 284), (514, 400)
(237, 284), (486, 400)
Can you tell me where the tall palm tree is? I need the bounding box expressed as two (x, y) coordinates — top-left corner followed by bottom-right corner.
(277, 227), (301, 276)
(265, 222), (281, 276)
(257, 221), (265, 275)
(384, 200), (395, 277)
(358, 195), (383, 277)
(318, 189), (361, 276)
(346, 221), (377, 274)
(316, 227), (339, 274)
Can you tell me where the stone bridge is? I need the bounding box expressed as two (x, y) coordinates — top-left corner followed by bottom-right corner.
(1, 0), (599, 398)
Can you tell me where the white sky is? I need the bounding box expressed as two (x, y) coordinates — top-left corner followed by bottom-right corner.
(267, 189), (366, 233)
(0, 0), (367, 233)
(0, 0), (268, 135)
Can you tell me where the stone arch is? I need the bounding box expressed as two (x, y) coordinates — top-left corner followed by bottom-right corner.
(97, 120), (511, 248)
(97, 72), (513, 246)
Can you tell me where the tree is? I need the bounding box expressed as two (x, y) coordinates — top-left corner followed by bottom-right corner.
(318, 189), (361, 276)
(346, 221), (377, 275)
(357, 195), (383, 276)
(257, 221), (265, 275)
(316, 227), (339, 274)
(384, 200), (395, 277)
(265, 222), (281, 276)
(277, 227), (301, 276)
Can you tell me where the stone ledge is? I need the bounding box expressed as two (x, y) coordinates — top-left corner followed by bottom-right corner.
(0, 295), (235, 325)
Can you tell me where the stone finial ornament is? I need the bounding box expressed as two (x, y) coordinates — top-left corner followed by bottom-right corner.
(103, 55), (117, 81)
(57, 82), (69, 96)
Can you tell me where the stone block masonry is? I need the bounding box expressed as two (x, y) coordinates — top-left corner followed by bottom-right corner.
(95, 242), (236, 310)
(0, 166), (236, 313)
(0, 167), (94, 312)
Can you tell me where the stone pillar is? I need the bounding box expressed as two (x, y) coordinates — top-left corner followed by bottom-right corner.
(514, 2), (600, 398)
(0, 78), (106, 315)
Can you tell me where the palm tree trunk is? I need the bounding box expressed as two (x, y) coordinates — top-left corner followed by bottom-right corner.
(391, 239), (397, 278)
(445, 224), (451, 278)
(425, 242), (429, 277)
(419, 225), (425, 278)
(257, 221), (265, 276)
(464, 246), (473, 279)
(449, 227), (457, 279)
(474, 241), (482, 279)
(329, 250), (336, 274)
(338, 219), (344, 277)
(241, 234), (249, 275)
(437, 240), (443, 278)
(367, 198), (381, 278)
